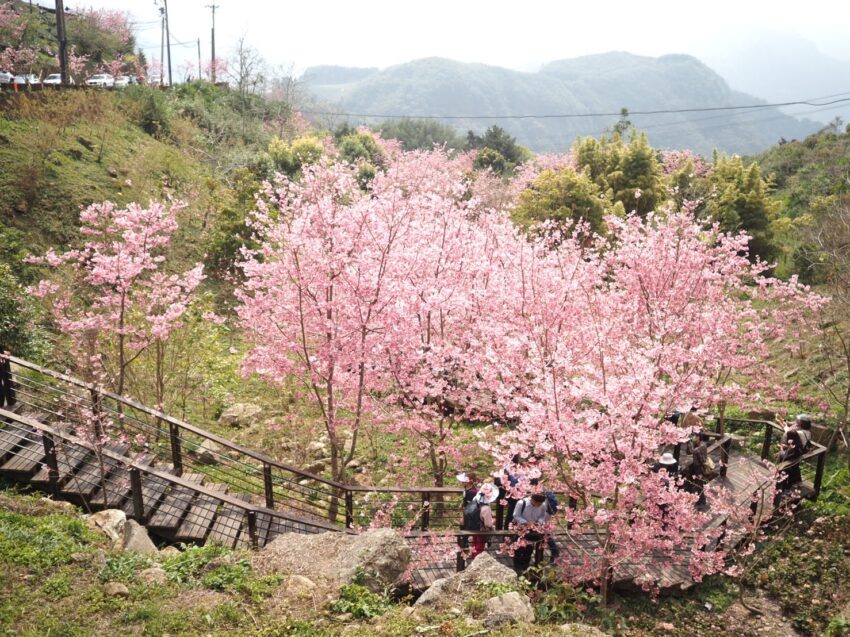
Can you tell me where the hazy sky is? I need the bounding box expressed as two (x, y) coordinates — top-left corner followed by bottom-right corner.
(64, 0), (850, 77)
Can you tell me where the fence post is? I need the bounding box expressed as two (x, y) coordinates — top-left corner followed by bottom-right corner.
(168, 421), (183, 476)
(247, 510), (258, 549)
(345, 491), (354, 529)
(813, 452), (826, 500)
(129, 467), (145, 522)
(41, 431), (60, 497)
(263, 463), (274, 509)
(0, 356), (15, 407)
(567, 496), (577, 530)
(421, 493), (431, 531)
(720, 438), (731, 478)
(761, 422), (774, 461)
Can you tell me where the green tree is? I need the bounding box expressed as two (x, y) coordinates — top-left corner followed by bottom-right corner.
(377, 118), (461, 151)
(0, 263), (47, 359)
(573, 132), (664, 217)
(466, 125), (530, 174)
(513, 167), (608, 235)
(702, 156), (778, 264)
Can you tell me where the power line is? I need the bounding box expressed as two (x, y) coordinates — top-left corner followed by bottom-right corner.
(301, 94), (850, 121)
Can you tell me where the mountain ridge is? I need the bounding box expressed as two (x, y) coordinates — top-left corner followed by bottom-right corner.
(300, 52), (818, 155)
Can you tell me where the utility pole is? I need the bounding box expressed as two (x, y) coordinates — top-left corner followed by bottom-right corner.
(159, 7), (165, 87)
(163, 0), (172, 86)
(197, 38), (201, 81)
(206, 3), (219, 83)
(54, 0), (68, 85)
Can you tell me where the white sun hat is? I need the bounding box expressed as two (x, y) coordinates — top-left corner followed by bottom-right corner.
(456, 472), (469, 483)
(476, 482), (499, 504)
(659, 452), (677, 465)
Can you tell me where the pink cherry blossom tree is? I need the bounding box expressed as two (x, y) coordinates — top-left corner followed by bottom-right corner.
(29, 200), (205, 398)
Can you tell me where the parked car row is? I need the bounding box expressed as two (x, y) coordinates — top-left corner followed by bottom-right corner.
(0, 71), (139, 88)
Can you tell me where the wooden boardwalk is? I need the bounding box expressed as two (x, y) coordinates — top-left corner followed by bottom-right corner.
(0, 355), (827, 592)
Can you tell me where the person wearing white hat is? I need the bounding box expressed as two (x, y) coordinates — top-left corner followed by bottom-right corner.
(467, 482), (497, 558)
(653, 452), (679, 477)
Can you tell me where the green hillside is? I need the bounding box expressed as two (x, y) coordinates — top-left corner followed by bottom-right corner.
(301, 53), (817, 155)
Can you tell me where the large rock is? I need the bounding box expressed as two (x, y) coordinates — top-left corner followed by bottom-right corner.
(483, 591), (535, 627)
(123, 520), (159, 556)
(559, 625), (609, 637)
(85, 509), (127, 548)
(103, 581), (130, 598)
(255, 528), (410, 593)
(138, 567), (168, 585)
(306, 441), (329, 459)
(219, 403), (262, 428)
(195, 439), (225, 465)
(415, 552), (517, 609)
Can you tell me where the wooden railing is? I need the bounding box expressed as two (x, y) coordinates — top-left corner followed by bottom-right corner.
(722, 417), (828, 500)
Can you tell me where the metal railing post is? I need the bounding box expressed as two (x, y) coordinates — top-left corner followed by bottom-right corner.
(421, 493), (430, 531)
(168, 421), (183, 476)
(761, 422), (774, 461)
(345, 491), (354, 529)
(129, 467), (145, 522)
(41, 431), (60, 496)
(247, 510), (258, 549)
(720, 438), (731, 477)
(813, 452), (826, 500)
(263, 463), (274, 509)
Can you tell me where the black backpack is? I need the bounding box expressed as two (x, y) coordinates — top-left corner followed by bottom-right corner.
(463, 500), (482, 531)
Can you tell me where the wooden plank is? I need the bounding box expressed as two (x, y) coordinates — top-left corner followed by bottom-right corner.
(89, 453), (154, 510)
(147, 473), (204, 531)
(121, 467), (173, 521)
(174, 482), (227, 543)
(61, 444), (130, 500)
(0, 429), (45, 476)
(31, 443), (91, 487)
(207, 493), (250, 549)
(0, 422), (34, 462)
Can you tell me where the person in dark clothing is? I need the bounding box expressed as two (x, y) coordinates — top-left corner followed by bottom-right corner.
(776, 418), (812, 496)
(494, 454), (521, 529)
(684, 432), (710, 508)
(0, 354), (15, 408)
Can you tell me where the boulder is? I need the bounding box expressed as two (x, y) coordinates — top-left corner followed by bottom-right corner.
(103, 581), (130, 598)
(306, 441), (329, 459)
(85, 509), (127, 548)
(255, 528), (410, 594)
(123, 520), (159, 556)
(138, 567), (168, 585)
(219, 403), (262, 428)
(284, 574), (317, 597)
(159, 546), (181, 559)
(415, 552), (517, 609)
(305, 460), (326, 474)
(559, 624), (610, 637)
(195, 439), (225, 465)
(483, 591), (535, 627)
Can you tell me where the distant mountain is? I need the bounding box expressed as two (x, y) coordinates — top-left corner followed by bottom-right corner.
(300, 53), (818, 155)
(698, 31), (850, 125)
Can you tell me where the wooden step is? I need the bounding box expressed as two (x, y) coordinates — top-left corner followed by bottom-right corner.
(60, 443), (130, 500)
(255, 512), (318, 547)
(121, 465), (173, 521)
(89, 453), (155, 510)
(147, 473), (205, 532)
(174, 482), (228, 543)
(0, 427), (45, 477)
(0, 422), (34, 462)
(31, 443), (92, 488)
(207, 493), (251, 549)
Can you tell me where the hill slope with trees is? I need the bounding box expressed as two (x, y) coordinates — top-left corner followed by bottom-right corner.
(301, 53), (817, 155)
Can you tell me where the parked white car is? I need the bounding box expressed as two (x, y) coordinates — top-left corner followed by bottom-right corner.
(0, 71), (13, 84)
(114, 75), (131, 88)
(85, 73), (115, 88)
(43, 73), (76, 86)
(13, 74), (40, 85)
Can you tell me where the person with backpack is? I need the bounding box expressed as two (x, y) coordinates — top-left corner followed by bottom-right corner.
(775, 415), (813, 498)
(529, 478), (561, 562)
(464, 482), (497, 558)
(511, 492), (550, 573)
